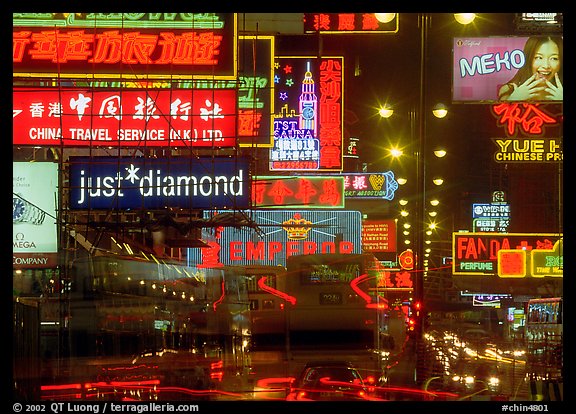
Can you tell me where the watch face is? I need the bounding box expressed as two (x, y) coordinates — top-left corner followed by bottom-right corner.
(302, 107), (314, 120)
(13, 197), (26, 221)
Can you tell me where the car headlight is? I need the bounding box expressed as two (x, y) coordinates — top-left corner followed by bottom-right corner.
(488, 377), (500, 387)
(464, 376), (475, 385)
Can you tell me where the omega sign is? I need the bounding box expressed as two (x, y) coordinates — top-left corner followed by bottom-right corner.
(68, 156), (250, 210)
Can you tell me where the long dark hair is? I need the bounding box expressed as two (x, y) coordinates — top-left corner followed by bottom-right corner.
(498, 36), (563, 100)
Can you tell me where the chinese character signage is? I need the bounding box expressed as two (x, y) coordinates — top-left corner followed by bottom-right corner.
(68, 156), (250, 210)
(13, 88), (237, 147)
(343, 172), (398, 199)
(66, 35), (274, 147)
(252, 176), (344, 209)
(362, 220), (396, 253)
(188, 210), (363, 267)
(490, 103), (563, 163)
(472, 202), (510, 232)
(304, 13), (398, 34)
(13, 13), (237, 79)
(453, 36), (563, 103)
(271, 56), (344, 172)
(452, 232), (563, 277)
(13, 162), (59, 268)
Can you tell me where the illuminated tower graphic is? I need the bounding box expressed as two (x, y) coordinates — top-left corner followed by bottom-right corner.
(298, 61), (318, 137)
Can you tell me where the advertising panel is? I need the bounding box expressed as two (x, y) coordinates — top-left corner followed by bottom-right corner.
(452, 232), (563, 277)
(271, 56), (344, 172)
(303, 13), (398, 34)
(453, 36), (563, 103)
(188, 210), (363, 267)
(489, 102), (563, 163)
(13, 162), (59, 267)
(68, 156), (250, 210)
(13, 13), (237, 79)
(252, 176), (344, 209)
(65, 36), (274, 147)
(13, 88), (237, 148)
(361, 219), (397, 253)
(342, 171), (398, 199)
(237, 36), (274, 147)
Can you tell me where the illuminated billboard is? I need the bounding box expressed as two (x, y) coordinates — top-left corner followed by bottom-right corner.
(13, 88), (237, 148)
(271, 56), (344, 172)
(13, 13), (237, 79)
(68, 156), (250, 210)
(453, 36), (563, 103)
(189, 210), (363, 267)
(342, 172), (398, 199)
(362, 220), (397, 253)
(13, 162), (59, 268)
(303, 13), (398, 34)
(65, 35), (274, 147)
(252, 176), (345, 209)
(452, 232), (562, 277)
(237, 36), (274, 147)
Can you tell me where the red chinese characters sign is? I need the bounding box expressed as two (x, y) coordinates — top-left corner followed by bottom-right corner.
(13, 13), (236, 79)
(490, 103), (563, 163)
(303, 13), (398, 34)
(252, 176), (344, 209)
(13, 88), (237, 147)
(491, 103), (559, 136)
(361, 220), (396, 253)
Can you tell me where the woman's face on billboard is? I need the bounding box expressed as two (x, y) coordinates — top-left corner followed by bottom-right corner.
(531, 40), (560, 82)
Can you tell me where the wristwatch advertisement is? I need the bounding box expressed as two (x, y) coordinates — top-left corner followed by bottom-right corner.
(13, 194), (46, 225)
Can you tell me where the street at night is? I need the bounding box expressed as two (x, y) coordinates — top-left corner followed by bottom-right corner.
(12, 12), (563, 409)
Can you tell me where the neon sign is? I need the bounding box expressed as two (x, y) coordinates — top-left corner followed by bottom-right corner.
(491, 103), (558, 136)
(67, 36), (274, 147)
(452, 232), (563, 277)
(13, 13), (228, 28)
(13, 13), (237, 79)
(252, 176), (344, 209)
(271, 56), (343, 172)
(303, 13), (398, 34)
(492, 138), (562, 163)
(189, 210), (363, 267)
(68, 156), (250, 210)
(13, 88), (237, 147)
(343, 172), (398, 199)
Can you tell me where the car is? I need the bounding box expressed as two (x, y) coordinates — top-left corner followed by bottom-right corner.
(286, 361), (372, 401)
(448, 359), (502, 395)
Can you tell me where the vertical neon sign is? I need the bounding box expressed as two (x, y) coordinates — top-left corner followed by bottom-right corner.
(271, 56), (343, 172)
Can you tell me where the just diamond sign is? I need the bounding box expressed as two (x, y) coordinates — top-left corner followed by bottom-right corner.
(69, 156), (250, 210)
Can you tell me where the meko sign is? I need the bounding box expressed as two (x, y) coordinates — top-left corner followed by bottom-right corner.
(13, 13), (237, 79)
(13, 88), (237, 148)
(453, 36), (563, 103)
(68, 156), (250, 210)
(189, 210), (362, 267)
(252, 176), (345, 209)
(452, 232), (563, 278)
